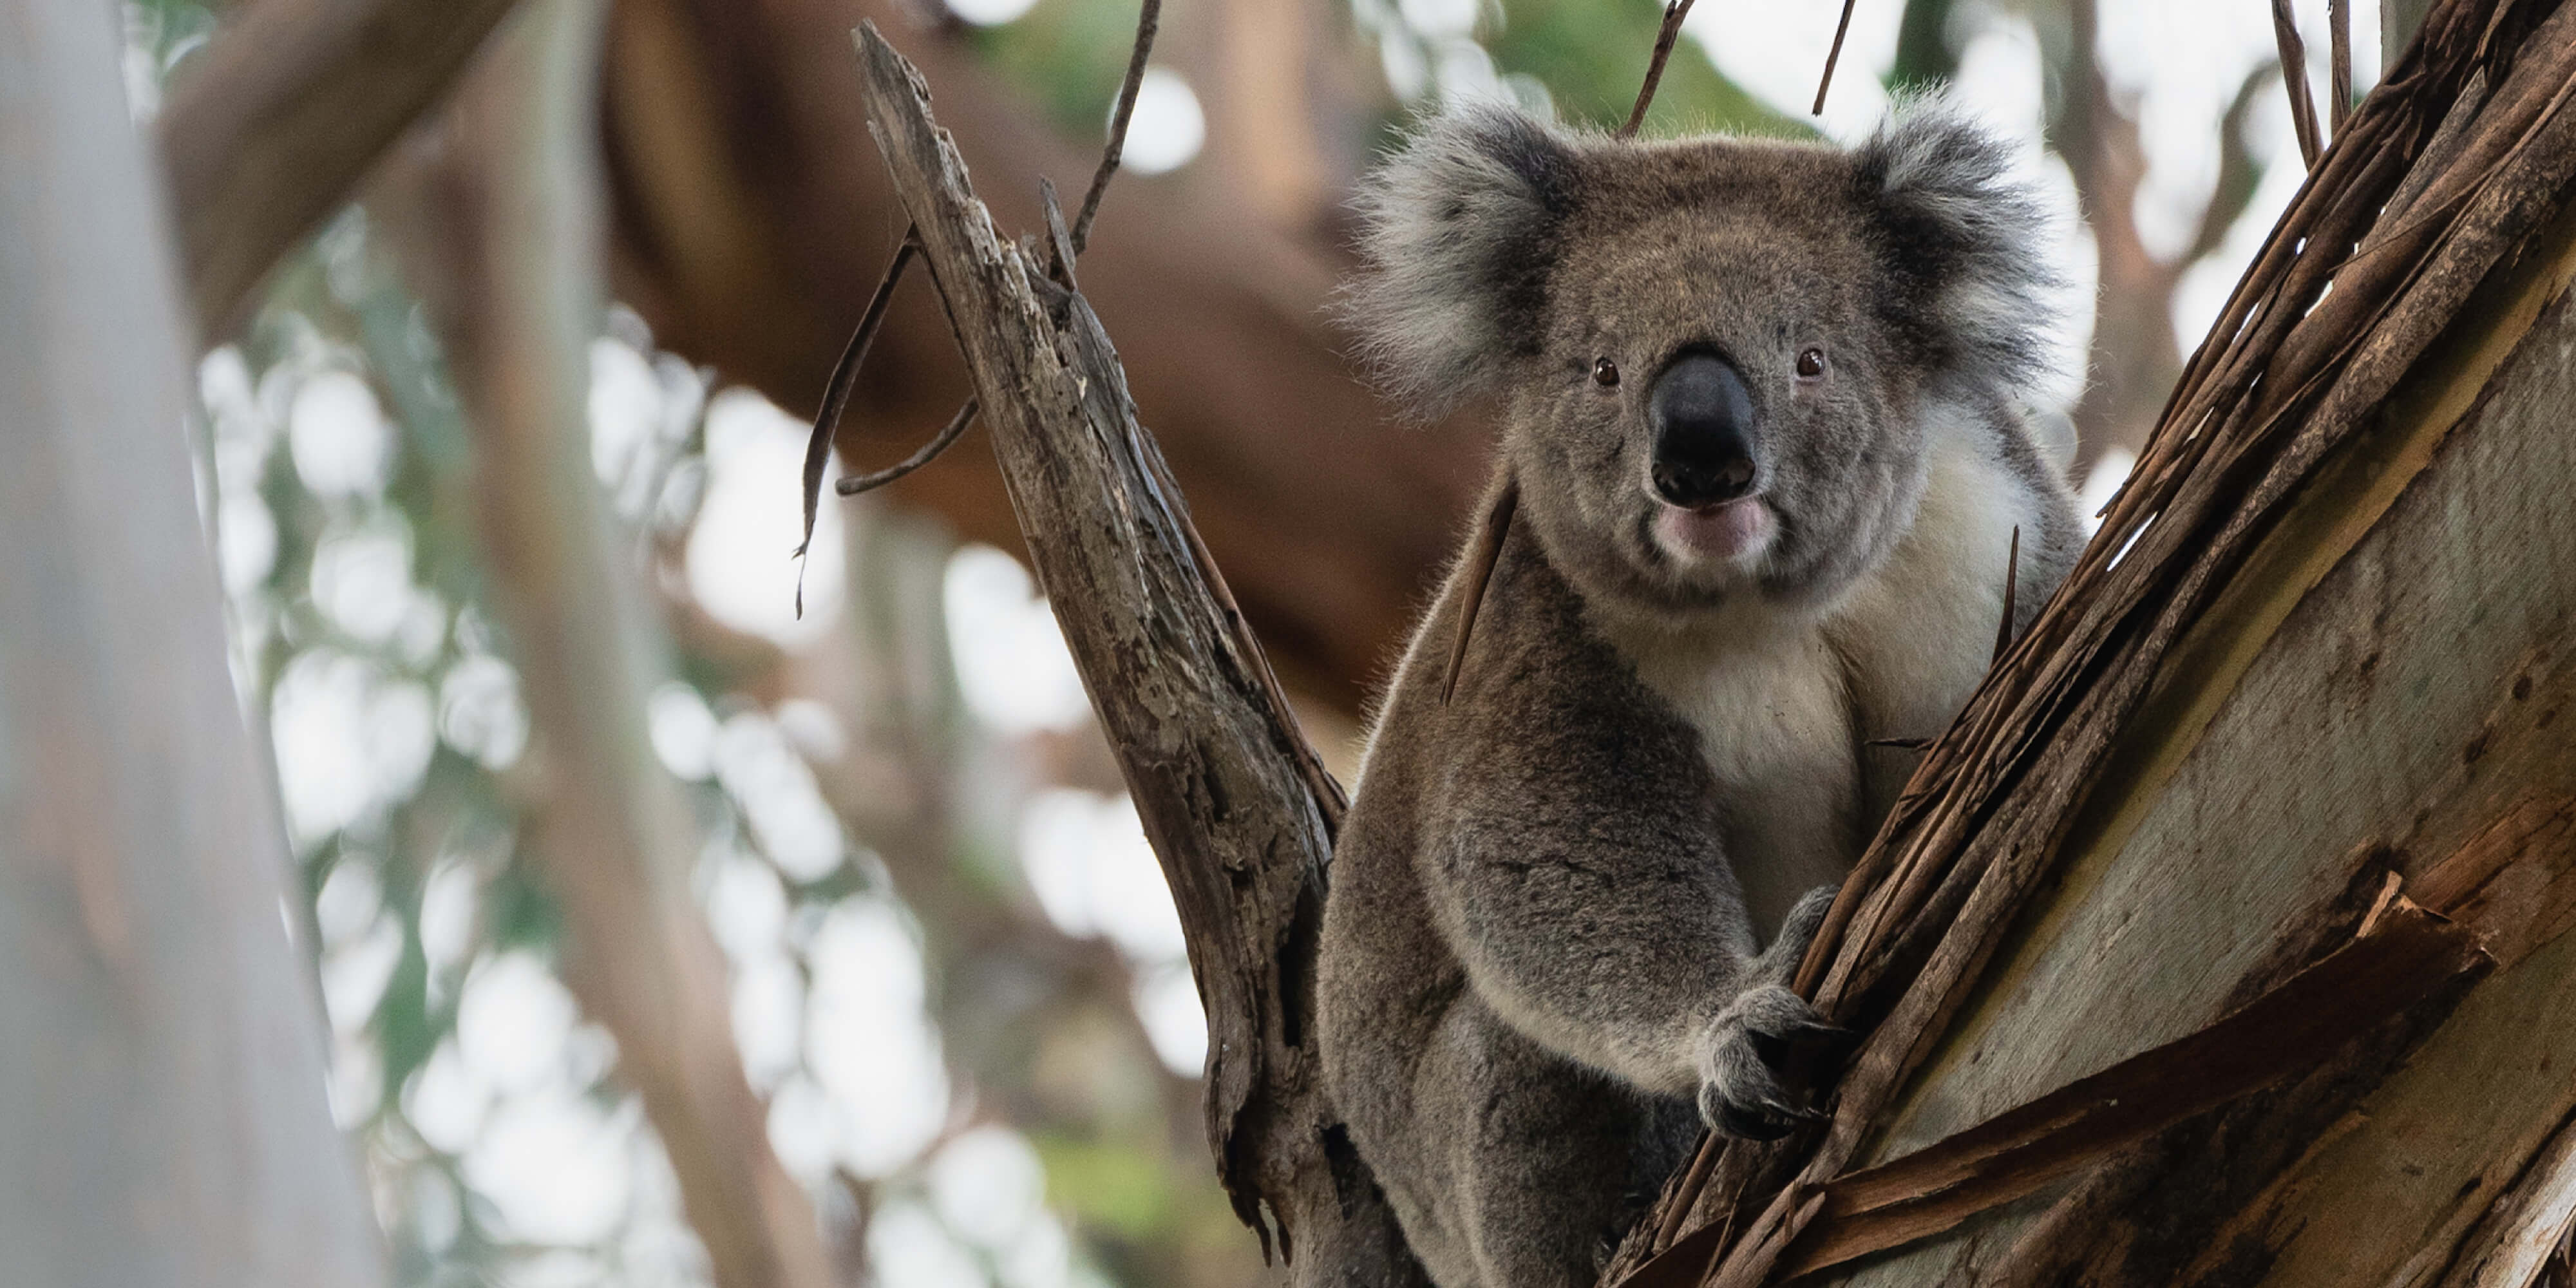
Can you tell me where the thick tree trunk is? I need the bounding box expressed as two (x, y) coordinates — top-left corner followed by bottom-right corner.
(1835, 150), (2576, 1288)
(0, 1), (386, 1284)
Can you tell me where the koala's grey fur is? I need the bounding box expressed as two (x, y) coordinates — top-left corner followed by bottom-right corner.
(1318, 99), (2083, 1288)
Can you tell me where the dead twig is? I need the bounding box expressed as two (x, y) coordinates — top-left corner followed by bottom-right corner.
(1990, 527), (2021, 666)
(796, 233), (917, 613)
(1439, 475), (1517, 705)
(836, 400), (977, 497)
(794, 0), (1162, 602)
(1621, 1), (1698, 138)
(1812, 0), (1861, 117)
(1074, 0), (1162, 252)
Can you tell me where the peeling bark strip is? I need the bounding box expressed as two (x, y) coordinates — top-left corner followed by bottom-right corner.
(1777, 900), (2486, 1278)
(850, 25), (1424, 1282)
(1620, 900), (2489, 1287)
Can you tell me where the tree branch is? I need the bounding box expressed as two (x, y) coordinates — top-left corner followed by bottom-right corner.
(849, 23), (1421, 1282)
(414, 5), (835, 1285)
(158, 0), (522, 339)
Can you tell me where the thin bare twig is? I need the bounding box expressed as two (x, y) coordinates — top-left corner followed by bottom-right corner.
(837, 401), (978, 497)
(1621, 1), (1698, 138)
(797, 0), (1162, 605)
(2274, 0), (2325, 165)
(1439, 475), (1517, 705)
(796, 234), (918, 614)
(1074, 0), (1162, 253)
(1812, 0), (1861, 117)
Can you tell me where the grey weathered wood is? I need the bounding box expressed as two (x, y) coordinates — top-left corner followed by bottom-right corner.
(0, 1), (387, 1284)
(851, 24), (1423, 1286)
(158, 0), (522, 337)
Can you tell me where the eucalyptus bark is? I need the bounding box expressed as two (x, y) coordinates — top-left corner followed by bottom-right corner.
(0, 1), (384, 1283)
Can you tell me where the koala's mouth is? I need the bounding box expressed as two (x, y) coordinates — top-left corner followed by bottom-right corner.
(1651, 495), (1774, 566)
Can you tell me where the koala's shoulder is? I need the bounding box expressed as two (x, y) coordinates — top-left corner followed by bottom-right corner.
(1360, 522), (1700, 815)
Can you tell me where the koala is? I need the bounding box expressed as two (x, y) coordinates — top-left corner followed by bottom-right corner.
(1316, 99), (2083, 1288)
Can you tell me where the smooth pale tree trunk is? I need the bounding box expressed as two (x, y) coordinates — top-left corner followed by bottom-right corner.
(1833, 173), (2576, 1288)
(0, 1), (386, 1285)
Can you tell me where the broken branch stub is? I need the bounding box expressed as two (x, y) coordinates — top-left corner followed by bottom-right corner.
(849, 23), (1421, 1284)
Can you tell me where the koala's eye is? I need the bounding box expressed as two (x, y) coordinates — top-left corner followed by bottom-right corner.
(1795, 348), (1828, 379)
(1592, 357), (1620, 388)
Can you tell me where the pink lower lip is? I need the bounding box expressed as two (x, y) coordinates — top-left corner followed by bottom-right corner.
(1655, 497), (1772, 561)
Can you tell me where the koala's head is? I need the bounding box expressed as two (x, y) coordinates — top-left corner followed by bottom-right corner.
(1345, 100), (2056, 622)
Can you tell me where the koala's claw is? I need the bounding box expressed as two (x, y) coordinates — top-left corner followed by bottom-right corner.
(1696, 979), (1837, 1141)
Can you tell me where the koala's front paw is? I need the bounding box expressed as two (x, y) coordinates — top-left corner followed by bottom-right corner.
(1695, 985), (1835, 1140)
(1696, 886), (1842, 1141)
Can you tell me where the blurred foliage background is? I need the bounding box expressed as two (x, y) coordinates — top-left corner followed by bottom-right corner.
(96, 0), (2373, 1283)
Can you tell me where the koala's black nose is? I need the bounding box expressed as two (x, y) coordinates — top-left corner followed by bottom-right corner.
(1649, 352), (1759, 508)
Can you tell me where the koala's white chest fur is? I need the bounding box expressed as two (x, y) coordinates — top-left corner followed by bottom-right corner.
(1600, 416), (2032, 942)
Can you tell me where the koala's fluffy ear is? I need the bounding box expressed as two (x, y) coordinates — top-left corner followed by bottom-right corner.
(1855, 99), (2060, 396)
(1343, 105), (1581, 419)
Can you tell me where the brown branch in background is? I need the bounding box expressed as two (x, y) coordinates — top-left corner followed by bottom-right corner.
(159, 0), (523, 339)
(2183, 65), (2278, 267)
(1621, 1), (1698, 138)
(2053, 0), (2269, 471)
(1812, 0), (1861, 117)
(2332, 0), (2356, 130)
(2274, 0), (2326, 165)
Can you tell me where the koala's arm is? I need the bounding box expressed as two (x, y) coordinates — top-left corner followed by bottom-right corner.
(1420, 743), (1810, 1103)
